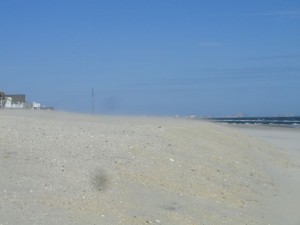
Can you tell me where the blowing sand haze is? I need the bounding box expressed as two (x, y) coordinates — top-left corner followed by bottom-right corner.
(0, 111), (299, 225)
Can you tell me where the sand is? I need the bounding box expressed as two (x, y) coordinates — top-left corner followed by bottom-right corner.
(0, 110), (299, 225)
(227, 124), (300, 225)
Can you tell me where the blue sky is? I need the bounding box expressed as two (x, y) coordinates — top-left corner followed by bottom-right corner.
(1, 0), (300, 116)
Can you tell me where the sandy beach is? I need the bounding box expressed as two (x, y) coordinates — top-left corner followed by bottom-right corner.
(1, 111), (299, 225)
(226, 124), (300, 225)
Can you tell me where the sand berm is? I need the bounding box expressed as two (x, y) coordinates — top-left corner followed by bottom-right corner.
(0, 111), (299, 225)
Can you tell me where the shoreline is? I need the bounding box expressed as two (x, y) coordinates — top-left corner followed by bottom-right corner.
(223, 123), (300, 152)
(204, 121), (300, 129)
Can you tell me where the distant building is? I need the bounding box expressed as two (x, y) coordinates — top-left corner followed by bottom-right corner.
(6, 94), (26, 104)
(32, 101), (41, 109)
(0, 90), (52, 110)
(0, 91), (5, 108)
(4, 94), (26, 109)
(4, 97), (12, 108)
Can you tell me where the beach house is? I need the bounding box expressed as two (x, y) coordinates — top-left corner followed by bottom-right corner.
(0, 91), (5, 108)
(5, 94), (26, 109)
(0, 90), (48, 110)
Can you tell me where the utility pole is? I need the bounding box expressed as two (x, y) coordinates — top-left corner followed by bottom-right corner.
(92, 88), (94, 114)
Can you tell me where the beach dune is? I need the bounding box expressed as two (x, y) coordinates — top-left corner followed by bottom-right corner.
(0, 111), (299, 225)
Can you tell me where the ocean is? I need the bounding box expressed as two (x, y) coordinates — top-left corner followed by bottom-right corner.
(205, 117), (300, 128)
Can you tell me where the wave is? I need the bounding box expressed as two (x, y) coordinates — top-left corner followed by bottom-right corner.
(205, 117), (300, 128)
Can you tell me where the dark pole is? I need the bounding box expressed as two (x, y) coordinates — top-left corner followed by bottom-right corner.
(92, 88), (94, 114)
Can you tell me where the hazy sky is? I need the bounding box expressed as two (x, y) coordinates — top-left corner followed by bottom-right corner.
(1, 0), (300, 116)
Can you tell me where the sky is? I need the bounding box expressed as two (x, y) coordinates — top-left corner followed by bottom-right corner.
(1, 0), (300, 116)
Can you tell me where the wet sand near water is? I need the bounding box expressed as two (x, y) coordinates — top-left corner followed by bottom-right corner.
(226, 124), (300, 225)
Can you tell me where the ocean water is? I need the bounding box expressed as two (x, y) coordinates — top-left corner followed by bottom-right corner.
(205, 117), (300, 128)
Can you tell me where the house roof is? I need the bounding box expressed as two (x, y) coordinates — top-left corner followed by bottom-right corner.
(6, 94), (26, 103)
